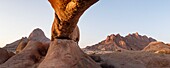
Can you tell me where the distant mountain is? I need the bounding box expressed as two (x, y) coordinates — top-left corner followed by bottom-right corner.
(85, 32), (156, 51)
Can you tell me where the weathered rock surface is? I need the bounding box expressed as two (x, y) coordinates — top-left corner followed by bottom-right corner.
(15, 37), (28, 54)
(84, 50), (170, 68)
(142, 42), (170, 54)
(69, 26), (80, 43)
(0, 28), (50, 67)
(38, 39), (101, 68)
(3, 37), (27, 53)
(3, 28), (50, 53)
(49, 0), (98, 41)
(52, 24), (80, 42)
(28, 28), (50, 43)
(0, 41), (49, 68)
(0, 48), (15, 64)
(85, 33), (156, 51)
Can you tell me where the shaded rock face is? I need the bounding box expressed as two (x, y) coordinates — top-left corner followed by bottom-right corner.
(38, 39), (101, 68)
(0, 41), (49, 68)
(142, 42), (170, 54)
(3, 37), (28, 53)
(68, 26), (80, 43)
(16, 37), (28, 54)
(28, 28), (50, 43)
(0, 48), (15, 64)
(85, 33), (156, 51)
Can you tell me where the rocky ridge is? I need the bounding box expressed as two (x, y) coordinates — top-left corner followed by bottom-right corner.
(3, 37), (27, 52)
(3, 28), (50, 53)
(85, 32), (156, 51)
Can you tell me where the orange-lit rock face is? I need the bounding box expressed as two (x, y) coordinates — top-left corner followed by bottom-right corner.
(51, 18), (80, 42)
(143, 41), (170, 54)
(49, 0), (98, 42)
(16, 38), (28, 54)
(85, 33), (156, 51)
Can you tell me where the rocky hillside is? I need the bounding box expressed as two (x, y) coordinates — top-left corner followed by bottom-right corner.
(85, 32), (156, 51)
(85, 50), (170, 68)
(28, 28), (50, 43)
(3, 37), (27, 52)
(142, 41), (170, 54)
(0, 28), (99, 68)
(0, 48), (15, 64)
(3, 28), (50, 53)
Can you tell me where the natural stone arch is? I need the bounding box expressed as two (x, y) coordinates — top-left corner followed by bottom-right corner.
(49, 0), (99, 43)
(38, 0), (101, 68)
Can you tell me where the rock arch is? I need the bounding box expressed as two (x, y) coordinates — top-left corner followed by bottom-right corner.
(38, 0), (101, 68)
(49, 0), (98, 43)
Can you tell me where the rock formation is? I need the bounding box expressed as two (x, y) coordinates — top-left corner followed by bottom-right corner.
(0, 28), (50, 66)
(0, 48), (15, 64)
(49, 0), (98, 42)
(3, 28), (50, 53)
(15, 37), (28, 53)
(1, 26), (100, 68)
(85, 50), (170, 68)
(142, 41), (170, 54)
(0, 28), (50, 67)
(68, 26), (80, 43)
(0, 41), (49, 68)
(38, 0), (101, 68)
(3, 37), (27, 53)
(38, 39), (100, 68)
(2, 0), (170, 67)
(28, 28), (50, 43)
(85, 33), (156, 51)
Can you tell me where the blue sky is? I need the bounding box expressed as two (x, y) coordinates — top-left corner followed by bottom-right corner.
(0, 0), (170, 48)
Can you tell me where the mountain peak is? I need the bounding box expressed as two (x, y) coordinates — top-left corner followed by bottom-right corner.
(28, 28), (45, 39)
(85, 33), (156, 51)
(134, 32), (139, 36)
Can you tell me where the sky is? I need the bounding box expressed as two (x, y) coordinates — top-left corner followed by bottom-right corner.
(0, 0), (170, 48)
